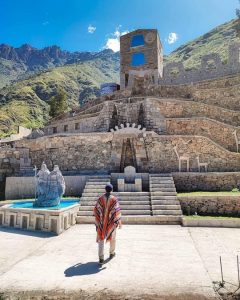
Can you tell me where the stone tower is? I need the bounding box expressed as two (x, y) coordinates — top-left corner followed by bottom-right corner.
(120, 29), (163, 90)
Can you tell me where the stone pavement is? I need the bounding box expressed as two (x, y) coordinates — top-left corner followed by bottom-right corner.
(1, 225), (240, 299)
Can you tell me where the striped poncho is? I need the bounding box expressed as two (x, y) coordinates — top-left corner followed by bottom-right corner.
(93, 194), (121, 242)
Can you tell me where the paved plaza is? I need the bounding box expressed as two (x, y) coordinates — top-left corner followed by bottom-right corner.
(1, 225), (240, 299)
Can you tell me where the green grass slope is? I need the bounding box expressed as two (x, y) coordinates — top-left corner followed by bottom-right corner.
(0, 57), (119, 137)
(165, 19), (240, 70)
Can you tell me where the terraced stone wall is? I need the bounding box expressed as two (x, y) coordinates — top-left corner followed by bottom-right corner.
(146, 135), (240, 173)
(166, 118), (238, 152)
(179, 196), (240, 216)
(153, 99), (240, 126)
(5, 132), (240, 175)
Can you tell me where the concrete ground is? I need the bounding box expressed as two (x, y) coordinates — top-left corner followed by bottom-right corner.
(1, 225), (240, 299)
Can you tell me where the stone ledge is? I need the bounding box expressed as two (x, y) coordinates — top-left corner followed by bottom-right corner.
(182, 217), (240, 228)
(76, 215), (182, 225)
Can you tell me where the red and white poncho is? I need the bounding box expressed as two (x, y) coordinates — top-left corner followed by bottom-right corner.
(93, 194), (121, 242)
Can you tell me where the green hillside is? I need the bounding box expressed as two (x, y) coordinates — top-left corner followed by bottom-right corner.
(165, 19), (239, 70)
(0, 57), (119, 137)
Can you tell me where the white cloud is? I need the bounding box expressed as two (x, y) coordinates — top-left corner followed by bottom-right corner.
(88, 24), (96, 34)
(42, 21), (49, 26)
(104, 26), (129, 52)
(167, 32), (178, 44)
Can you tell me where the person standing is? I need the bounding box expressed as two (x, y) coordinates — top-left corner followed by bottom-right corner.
(93, 183), (122, 265)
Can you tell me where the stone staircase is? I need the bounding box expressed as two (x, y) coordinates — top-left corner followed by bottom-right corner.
(149, 174), (182, 224)
(76, 174), (183, 225)
(76, 175), (111, 223)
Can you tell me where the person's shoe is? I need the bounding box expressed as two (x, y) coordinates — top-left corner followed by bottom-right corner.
(99, 258), (104, 266)
(109, 253), (116, 260)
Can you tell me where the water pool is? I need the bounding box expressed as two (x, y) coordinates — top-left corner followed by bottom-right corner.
(9, 199), (80, 210)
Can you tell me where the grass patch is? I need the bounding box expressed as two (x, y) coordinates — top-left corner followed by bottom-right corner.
(178, 191), (240, 196)
(184, 215), (240, 220)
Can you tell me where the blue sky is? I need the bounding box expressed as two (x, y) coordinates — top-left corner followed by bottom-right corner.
(0, 0), (238, 55)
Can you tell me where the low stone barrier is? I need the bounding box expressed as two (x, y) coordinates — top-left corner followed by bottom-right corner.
(182, 217), (240, 228)
(5, 176), (87, 200)
(178, 195), (240, 216)
(173, 172), (240, 192)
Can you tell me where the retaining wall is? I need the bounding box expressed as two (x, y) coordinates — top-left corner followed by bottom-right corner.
(173, 172), (240, 191)
(5, 176), (87, 200)
(179, 195), (240, 216)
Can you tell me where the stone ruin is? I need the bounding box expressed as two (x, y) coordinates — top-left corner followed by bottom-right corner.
(160, 43), (240, 85)
(0, 28), (240, 225)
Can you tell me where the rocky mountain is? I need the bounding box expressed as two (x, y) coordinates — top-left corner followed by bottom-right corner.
(0, 18), (239, 138)
(0, 44), (119, 88)
(0, 55), (119, 137)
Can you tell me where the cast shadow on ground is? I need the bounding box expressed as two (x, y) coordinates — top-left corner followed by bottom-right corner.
(0, 227), (55, 238)
(64, 262), (106, 277)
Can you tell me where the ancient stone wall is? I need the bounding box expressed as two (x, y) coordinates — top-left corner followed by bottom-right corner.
(1, 131), (239, 180)
(15, 134), (113, 172)
(160, 43), (240, 85)
(0, 146), (21, 199)
(166, 118), (238, 152)
(173, 172), (240, 191)
(179, 196), (240, 216)
(146, 135), (240, 173)
(152, 98), (240, 127)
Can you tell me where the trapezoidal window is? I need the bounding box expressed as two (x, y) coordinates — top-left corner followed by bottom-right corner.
(131, 35), (144, 47)
(132, 52), (145, 66)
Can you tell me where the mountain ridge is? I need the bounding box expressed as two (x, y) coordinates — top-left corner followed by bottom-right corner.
(0, 45), (118, 88)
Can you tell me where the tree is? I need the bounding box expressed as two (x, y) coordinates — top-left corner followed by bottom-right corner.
(49, 89), (68, 117)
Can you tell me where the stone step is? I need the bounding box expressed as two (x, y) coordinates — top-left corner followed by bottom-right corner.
(81, 197), (150, 201)
(81, 194), (150, 199)
(88, 175), (111, 179)
(77, 210), (151, 216)
(150, 188), (176, 192)
(151, 200), (180, 205)
(80, 200), (151, 206)
(85, 184), (109, 187)
(151, 192), (177, 196)
(76, 215), (182, 225)
(150, 187), (176, 191)
(151, 195), (177, 200)
(150, 174), (173, 177)
(150, 183), (174, 186)
(79, 204), (151, 211)
(117, 192), (150, 196)
(150, 180), (174, 184)
(88, 178), (110, 180)
(150, 176), (173, 179)
(83, 188), (106, 191)
(151, 205), (181, 210)
(150, 182), (175, 187)
(152, 210), (182, 216)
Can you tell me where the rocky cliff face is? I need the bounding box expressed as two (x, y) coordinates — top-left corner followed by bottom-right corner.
(0, 43), (118, 68)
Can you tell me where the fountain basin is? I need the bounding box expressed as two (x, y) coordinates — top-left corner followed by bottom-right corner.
(0, 199), (80, 235)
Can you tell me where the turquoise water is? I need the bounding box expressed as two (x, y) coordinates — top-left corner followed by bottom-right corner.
(9, 199), (80, 210)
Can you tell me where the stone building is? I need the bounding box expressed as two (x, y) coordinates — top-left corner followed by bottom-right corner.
(120, 29), (163, 89)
